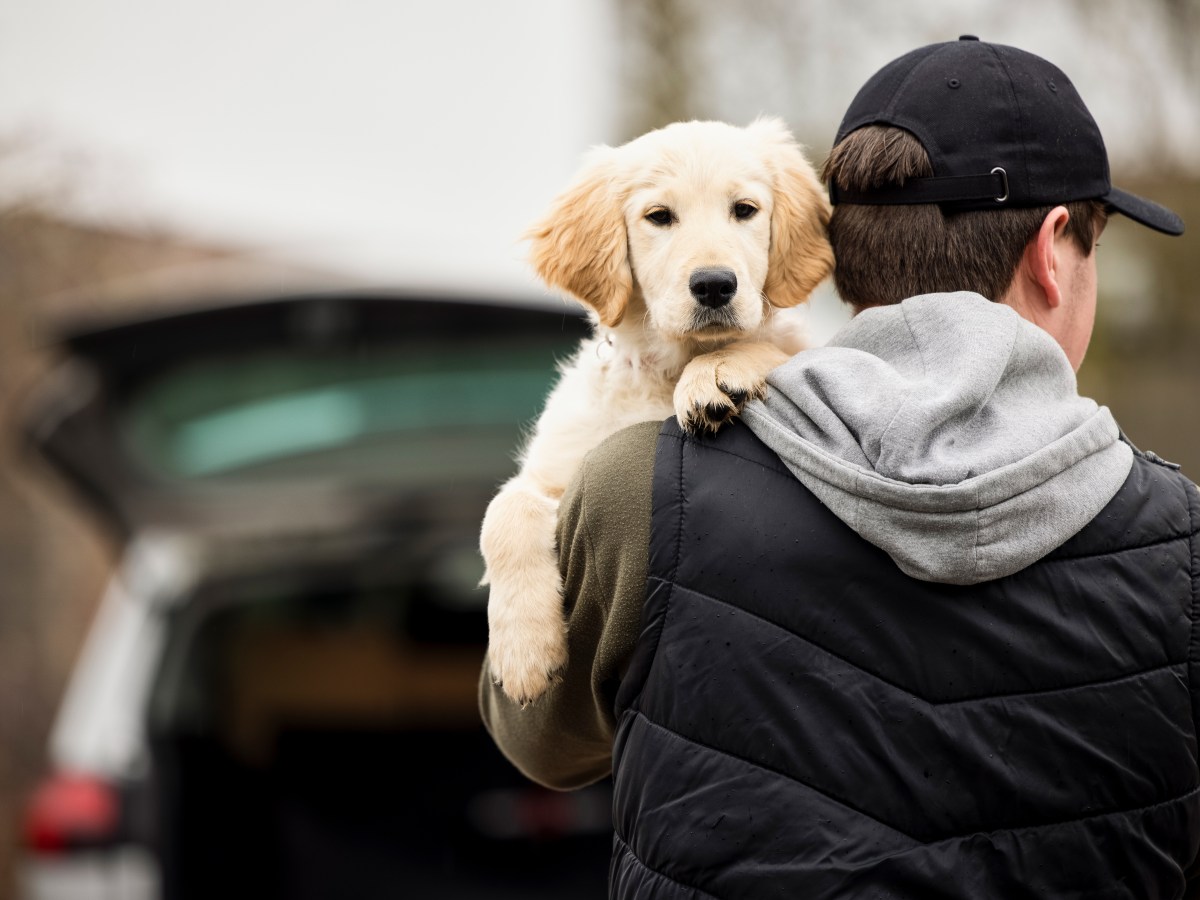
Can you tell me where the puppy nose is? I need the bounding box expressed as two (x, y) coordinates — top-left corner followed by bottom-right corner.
(689, 268), (737, 308)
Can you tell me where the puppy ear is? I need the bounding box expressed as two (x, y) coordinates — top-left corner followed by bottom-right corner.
(751, 117), (835, 308)
(525, 148), (632, 327)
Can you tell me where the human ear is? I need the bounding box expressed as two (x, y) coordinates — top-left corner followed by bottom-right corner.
(1029, 205), (1071, 309)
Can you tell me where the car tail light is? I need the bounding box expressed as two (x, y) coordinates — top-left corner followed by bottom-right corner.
(467, 785), (611, 841)
(22, 773), (120, 854)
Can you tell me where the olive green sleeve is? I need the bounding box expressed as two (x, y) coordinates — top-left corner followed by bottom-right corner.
(478, 420), (660, 790)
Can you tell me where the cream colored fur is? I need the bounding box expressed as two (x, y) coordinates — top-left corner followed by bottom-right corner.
(481, 118), (833, 703)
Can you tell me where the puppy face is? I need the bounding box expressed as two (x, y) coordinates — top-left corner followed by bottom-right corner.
(527, 118), (833, 341)
(623, 123), (775, 341)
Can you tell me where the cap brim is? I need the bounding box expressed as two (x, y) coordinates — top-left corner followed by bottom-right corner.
(1103, 186), (1185, 236)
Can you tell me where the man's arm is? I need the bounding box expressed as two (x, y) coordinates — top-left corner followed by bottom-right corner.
(478, 421), (659, 789)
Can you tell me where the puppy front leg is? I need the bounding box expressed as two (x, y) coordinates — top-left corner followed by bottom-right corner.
(674, 339), (792, 434)
(480, 475), (568, 705)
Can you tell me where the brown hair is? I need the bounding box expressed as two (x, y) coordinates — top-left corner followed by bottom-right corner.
(823, 126), (1106, 311)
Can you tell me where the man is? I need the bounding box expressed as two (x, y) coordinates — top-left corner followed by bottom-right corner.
(481, 37), (1197, 897)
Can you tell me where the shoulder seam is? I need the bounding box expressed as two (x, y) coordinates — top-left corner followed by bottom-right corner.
(1046, 530), (1191, 563)
(659, 428), (792, 480)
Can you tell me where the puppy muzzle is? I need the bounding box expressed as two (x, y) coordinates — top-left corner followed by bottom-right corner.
(689, 303), (741, 334)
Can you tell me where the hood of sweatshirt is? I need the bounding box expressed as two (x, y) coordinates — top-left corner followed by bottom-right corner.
(741, 292), (1133, 585)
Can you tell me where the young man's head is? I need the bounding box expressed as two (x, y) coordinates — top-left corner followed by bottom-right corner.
(825, 37), (1184, 368)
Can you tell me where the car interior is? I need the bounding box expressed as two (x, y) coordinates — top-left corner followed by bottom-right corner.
(145, 541), (611, 899)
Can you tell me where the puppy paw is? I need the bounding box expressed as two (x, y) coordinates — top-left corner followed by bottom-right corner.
(674, 356), (768, 436)
(486, 563), (569, 706)
(488, 610), (568, 705)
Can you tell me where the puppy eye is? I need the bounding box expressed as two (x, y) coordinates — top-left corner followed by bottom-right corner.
(644, 207), (674, 227)
(732, 202), (758, 221)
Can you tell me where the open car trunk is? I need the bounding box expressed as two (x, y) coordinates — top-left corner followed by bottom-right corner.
(25, 291), (608, 898)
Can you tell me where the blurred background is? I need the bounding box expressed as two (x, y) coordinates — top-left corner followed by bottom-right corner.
(0, 0), (1197, 897)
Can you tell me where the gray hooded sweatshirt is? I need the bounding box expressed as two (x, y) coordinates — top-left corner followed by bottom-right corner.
(742, 292), (1134, 585)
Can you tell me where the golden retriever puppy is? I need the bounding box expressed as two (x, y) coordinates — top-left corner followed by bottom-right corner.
(481, 118), (833, 703)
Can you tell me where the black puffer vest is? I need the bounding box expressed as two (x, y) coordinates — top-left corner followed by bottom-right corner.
(611, 419), (1200, 899)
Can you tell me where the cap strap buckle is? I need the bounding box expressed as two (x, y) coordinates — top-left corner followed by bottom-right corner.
(990, 167), (1009, 203)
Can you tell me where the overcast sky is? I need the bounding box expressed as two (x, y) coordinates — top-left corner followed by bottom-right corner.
(0, 0), (1194, 308)
(0, 0), (617, 294)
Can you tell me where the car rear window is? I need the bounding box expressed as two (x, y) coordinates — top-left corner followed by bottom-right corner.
(121, 339), (570, 483)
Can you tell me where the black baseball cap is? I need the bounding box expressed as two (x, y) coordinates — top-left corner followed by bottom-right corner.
(830, 36), (1184, 236)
